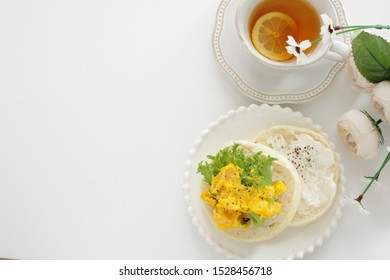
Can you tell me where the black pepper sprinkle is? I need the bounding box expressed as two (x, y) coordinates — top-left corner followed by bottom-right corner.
(284, 144), (317, 183)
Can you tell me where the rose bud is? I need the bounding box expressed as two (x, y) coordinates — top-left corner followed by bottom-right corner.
(337, 109), (381, 160)
(371, 81), (390, 123)
(345, 56), (375, 93)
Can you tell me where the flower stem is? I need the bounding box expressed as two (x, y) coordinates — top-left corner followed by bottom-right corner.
(310, 25), (390, 45)
(340, 25), (390, 30)
(361, 152), (390, 196)
(311, 38), (322, 45)
(335, 25), (390, 38)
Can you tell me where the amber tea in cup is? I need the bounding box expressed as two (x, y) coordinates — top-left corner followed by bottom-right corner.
(236, 0), (350, 68)
(248, 0), (321, 61)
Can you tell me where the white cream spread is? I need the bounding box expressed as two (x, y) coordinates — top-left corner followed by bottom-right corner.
(262, 132), (337, 217)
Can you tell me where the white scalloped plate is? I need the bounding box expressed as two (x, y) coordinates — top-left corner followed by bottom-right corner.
(183, 104), (345, 259)
(213, 0), (351, 104)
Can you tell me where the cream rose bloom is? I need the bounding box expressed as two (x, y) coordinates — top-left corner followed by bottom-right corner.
(337, 109), (381, 160)
(371, 81), (390, 122)
(345, 56), (375, 93)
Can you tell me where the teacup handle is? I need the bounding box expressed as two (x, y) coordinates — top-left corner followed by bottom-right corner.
(324, 40), (351, 62)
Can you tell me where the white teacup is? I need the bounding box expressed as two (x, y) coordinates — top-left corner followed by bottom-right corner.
(236, 0), (351, 68)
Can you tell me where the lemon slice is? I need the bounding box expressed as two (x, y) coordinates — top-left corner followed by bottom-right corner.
(251, 12), (298, 61)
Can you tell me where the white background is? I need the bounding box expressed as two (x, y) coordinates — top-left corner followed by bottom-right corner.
(0, 0), (389, 259)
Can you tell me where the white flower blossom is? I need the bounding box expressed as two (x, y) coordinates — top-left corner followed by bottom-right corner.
(320, 14), (336, 43)
(337, 109), (381, 160)
(285, 36), (311, 64)
(387, 146), (390, 153)
(371, 81), (390, 122)
(344, 194), (370, 215)
(352, 200), (370, 215)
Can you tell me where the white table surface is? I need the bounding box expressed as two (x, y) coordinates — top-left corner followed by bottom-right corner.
(0, 0), (389, 260)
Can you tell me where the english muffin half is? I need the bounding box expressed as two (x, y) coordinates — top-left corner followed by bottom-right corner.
(198, 140), (301, 242)
(254, 125), (339, 227)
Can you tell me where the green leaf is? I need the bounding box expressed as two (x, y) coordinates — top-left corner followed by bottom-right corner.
(360, 110), (384, 145)
(197, 162), (213, 185)
(248, 213), (264, 228)
(352, 31), (390, 83)
(257, 155), (275, 187)
(197, 143), (276, 188)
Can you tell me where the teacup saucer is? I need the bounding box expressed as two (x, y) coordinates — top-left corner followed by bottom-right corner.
(213, 0), (351, 104)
